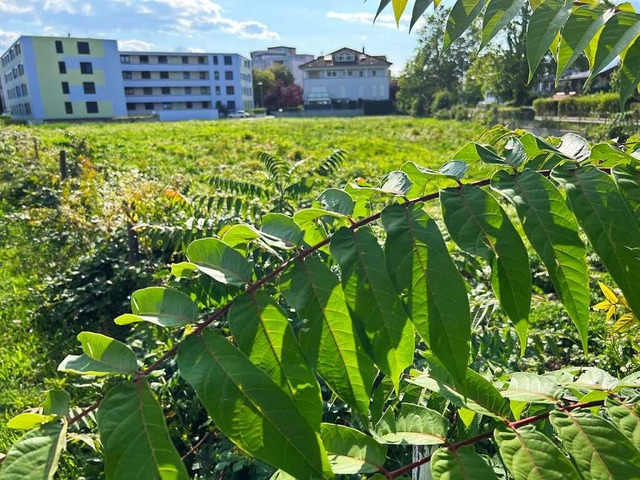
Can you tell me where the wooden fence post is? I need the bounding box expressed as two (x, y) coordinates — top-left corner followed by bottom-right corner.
(33, 138), (39, 162)
(59, 150), (68, 180)
(127, 222), (140, 265)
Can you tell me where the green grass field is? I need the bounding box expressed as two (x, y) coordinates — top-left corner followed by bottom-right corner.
(0, 116), (486, 453)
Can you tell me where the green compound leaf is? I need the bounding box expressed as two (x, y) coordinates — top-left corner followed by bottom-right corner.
(491, 170), (590, 351)
(382, 203), (470, 384)
(431, 446), (498, 479)
(612, 163), (640, 217)
(261, 213), (304, 248)
(410, 354), (511, 419)
(557, 6), (613, 79)
(187, 237), (253, 287)
(551, 165), (640, 321)
(550, 409), (640, 478)
(481, 0), (527, 49)
(444, 0), (490, 52)
(606, 398), (640, 452)
(178, 330), (334, 479)
(41, 390), (70, 417)
(502, 372), (564, 404)
(0, 421), (67, 480)
(591, 12), (640, 78)
(228, 292), (323, 430)
(620, 36), (640, 108)
(410, 0), (434, 32)
(58, 332), (138, 377)
(526, 0), (574, 82)
(321, 423), (387, 474)
(453, 142), (506, 165)
(7, 413), (54, 430)
(375, 403), (449, 445)
(590, 144), (638, 165)
(495, 425), (580, 480)
(330, 227), (415, 392)
(97, 380), (188, 480)
(317, 189), (355, 216)
(441, 185), (531, 354)
(115, 287), (200, 327)
(293, 208), (348, 249)
(279, 256), (376, 418)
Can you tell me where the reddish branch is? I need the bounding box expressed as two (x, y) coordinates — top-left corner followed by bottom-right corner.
(384, 399), (606, 479)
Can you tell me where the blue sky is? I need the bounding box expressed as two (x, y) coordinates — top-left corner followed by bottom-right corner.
(0, 0), (424, 74)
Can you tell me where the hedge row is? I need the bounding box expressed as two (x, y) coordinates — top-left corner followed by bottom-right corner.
(533, 93), (621, 118)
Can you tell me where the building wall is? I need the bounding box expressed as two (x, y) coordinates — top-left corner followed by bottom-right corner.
(120, 52), (253, 118)
(251, 47), (314, 86)
(1, 38), (33, 120)
(302, 67), (390, 103)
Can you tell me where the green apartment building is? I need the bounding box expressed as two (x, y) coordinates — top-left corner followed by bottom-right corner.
(1, 36), (127, 121)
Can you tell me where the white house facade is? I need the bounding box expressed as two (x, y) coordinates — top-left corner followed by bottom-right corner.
(300, 48), (391, 106)
(250, 46), (314, 86)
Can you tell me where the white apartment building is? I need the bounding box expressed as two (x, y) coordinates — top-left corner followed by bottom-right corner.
(251, 46), (314, 86)
(300, 48), (391, 106)
(0, 35), (253, 122)
(120, 51), (253, 121)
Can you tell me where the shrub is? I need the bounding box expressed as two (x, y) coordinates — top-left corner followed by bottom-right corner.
(431, 90), (454, 112)
(532, 98), (558, 117)
(534, 93), (622, 118)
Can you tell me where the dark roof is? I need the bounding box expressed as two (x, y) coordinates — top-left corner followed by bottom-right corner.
(300, 47), (391, 69)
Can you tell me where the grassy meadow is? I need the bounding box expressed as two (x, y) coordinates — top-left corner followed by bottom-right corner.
(0, 116), (486, 453)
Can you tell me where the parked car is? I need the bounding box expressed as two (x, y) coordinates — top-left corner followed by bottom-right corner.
(228, 110), (250, 118)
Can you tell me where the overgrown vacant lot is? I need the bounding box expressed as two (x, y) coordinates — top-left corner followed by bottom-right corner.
(29, 117), (487, 182)
(0, 116), (485, 452)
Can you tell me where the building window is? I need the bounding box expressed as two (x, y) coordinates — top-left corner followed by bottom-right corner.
(161, 87), (170, 95)
(21, 84), (28, 96)
(25, 103), (31, 115)
(199, 72), (207, 80)
(186, 101), (193, 109)
(58, 61), (67, 74)
(224, 55), (232, 65)
(213, 56), (218, 65)
(185, 87), (192, 94)
(77, 42), (90, 54)
(83, 82), (96, 94)
(141, 71), (151, 79)
(121, 55), (130, 63)
(359, 71), (364, 77)
(158, 55), (167, 64)
(160, 71), (169, 79)
(143, 87), (152, 95)
(86, 101), (99, 114)
(214, 71), (219, 81)
(227, 100), (236, 110)
(123, 71), (133, 80)
(372, 70), (377, 76)
(80, 62), (93, 74)
(182, 56), (188, 64)
(65, 102), (73, 114)
(125, 88), (134, 96)
(198, 56), (206, 64)
(202, 101), (211, 109)
(162, 103), (172, 110)
(226, 86), (235, 95)
(308, 71), (321, 79)
(225, 71), (233, 80)
(15, 43), (21, 55)
(215, 86), (221, 95)
(201, 87), (210, 95)
(183, 72), (190, 80)
(127, 103), (136, 110)
(62, 82), (69, 94)
(145, 102), (154, 110)
(18, 64), (24, 75)
(55, 40), (63, 54)
(140, 55), (149, 64)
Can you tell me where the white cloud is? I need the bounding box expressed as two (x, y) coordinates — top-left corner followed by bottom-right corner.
(118, 39), (155, 51)
(147, 0), (280, 40)
(44, 0), (78, 14)
(0, 1), (32, 14)
(326, 11), (425, 31)
(81, 3), (93, 15)
(0, 29), (19, 49)
(186, 47), (205, 53)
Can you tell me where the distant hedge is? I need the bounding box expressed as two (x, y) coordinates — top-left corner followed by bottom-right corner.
(363, 100), (394, 115)
(533, 93), (620, 118)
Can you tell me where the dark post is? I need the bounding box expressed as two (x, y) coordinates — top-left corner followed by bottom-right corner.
(33, 138), (39, 162)
(127, 222), (140, 264)
(59, 150), (68, 180)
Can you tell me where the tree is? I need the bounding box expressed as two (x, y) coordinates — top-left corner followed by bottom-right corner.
(252, 68), (276, 108)
(253, 64), (302, 110)
(396, 11), (479, 114)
